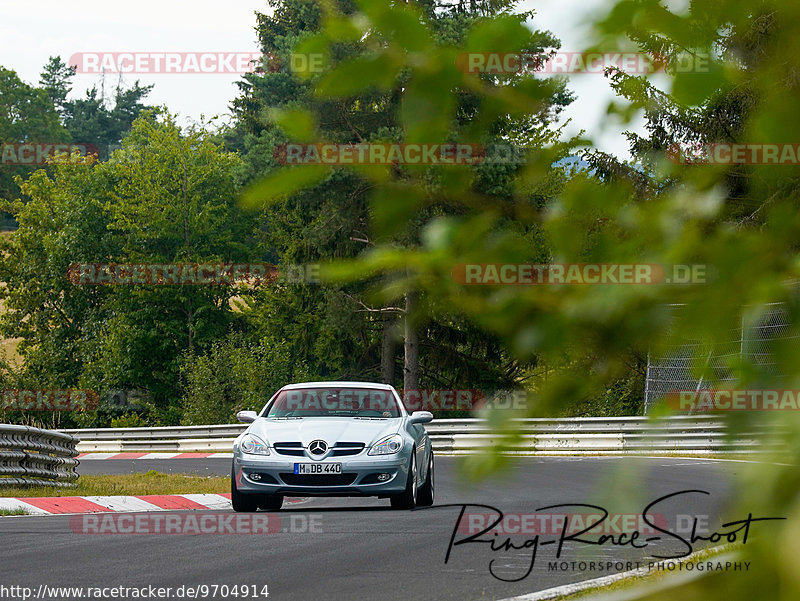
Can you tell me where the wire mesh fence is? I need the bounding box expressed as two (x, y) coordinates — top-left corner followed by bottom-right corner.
(644, 303), (800, 413)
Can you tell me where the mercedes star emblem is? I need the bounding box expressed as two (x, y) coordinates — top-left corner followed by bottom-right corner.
(309, 440), (328, 455)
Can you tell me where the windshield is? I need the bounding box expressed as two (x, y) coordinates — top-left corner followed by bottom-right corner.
(263, 387), (402, 418)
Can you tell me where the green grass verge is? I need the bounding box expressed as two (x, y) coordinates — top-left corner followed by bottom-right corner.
(0, 471), (229, 498)
(0, 508), (28, 516)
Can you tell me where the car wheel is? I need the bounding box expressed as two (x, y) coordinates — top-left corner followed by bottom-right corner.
(231, 465), (259, 512)
(416, 451), (434, 507)
(258, 494), (283, 511)
(390, 452), (417, 510)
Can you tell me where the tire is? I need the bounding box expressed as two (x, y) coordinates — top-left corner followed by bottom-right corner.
(258, 494), (283, 511)
(416, 451), (434, 507)
(231, 465), (260, 512)
(390, 452), (417, 510)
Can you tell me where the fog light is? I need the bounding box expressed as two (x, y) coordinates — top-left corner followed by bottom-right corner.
(377, 473), (391, 482)
(250, 473), (261, 481)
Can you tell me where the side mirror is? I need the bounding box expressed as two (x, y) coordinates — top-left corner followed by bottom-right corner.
(237, 410), (258, 424)
(409, 411), (434, 424)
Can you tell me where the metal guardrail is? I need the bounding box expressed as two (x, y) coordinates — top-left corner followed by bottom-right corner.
(63, 416), (776, 456)
(0, 425), (80, 487)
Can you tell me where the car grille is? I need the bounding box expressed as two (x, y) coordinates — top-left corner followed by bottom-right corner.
(273, 442), (305, 457)
(272, 442), (366, 457)
(331, 442), (365, 457)
(279, 473), (358, 486)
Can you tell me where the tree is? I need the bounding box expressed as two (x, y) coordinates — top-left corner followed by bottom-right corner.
(0, 112), (252, 426)
(231, 0), (571, 400)
(578, 2), (800, 599)
(180, 335), (300, 425)
(39, 56), (75, 119)
(0, 67), (68, 225)
(39, 56), (155, 160)
(81, 113), (252, 421)
(63, 82), (155, 160)
(0, 59), (153, 229)
(0, 152), (118, 415)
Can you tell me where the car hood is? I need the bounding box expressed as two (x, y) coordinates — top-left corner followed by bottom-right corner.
(247, 417), (402, 447)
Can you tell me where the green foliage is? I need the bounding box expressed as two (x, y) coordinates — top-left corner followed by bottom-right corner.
(254, 1), (800, 597)
(38, 56), (75, 118)
(43, 56), (156, 159)
(80, 113), (252, 416)
(109, 413), (147, 428)
(180, 335), (300, 425)
(0, 112), (250, 426)
(558, 357), (646, 417)
(231, 0), (571, 395)
(248, 0), (800, 424)
(0, 155), (117, 390)
(0, 66), (68, 225)
(0, 59), (152, 229)
(4, 2), (800, 596)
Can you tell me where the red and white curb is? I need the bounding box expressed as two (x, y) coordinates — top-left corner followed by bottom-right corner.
(0, 494), (307, 515)
(76, 452), (233, 460)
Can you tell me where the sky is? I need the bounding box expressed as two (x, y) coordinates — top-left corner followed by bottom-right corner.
(0, 0), (647, 160)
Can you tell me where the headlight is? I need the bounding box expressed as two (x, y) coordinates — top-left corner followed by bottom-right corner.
(368, 434), (403, 455)
(240, 433), (270, 455)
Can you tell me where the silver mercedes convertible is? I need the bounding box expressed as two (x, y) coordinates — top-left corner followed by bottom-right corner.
(231, 381), (434, 511)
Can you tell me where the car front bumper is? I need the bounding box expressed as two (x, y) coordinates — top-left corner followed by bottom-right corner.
(233, 451), (411, 497)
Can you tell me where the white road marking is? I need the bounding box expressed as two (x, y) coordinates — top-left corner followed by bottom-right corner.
(182, 493), (232, 509)
(81, 496), (165, 512)
(0, 498), (50, 515)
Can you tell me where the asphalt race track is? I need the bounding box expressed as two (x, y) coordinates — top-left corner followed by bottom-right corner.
(0, 457), (749, 601)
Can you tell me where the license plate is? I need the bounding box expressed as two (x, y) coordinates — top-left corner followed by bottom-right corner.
(294, 463), (342, 475)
